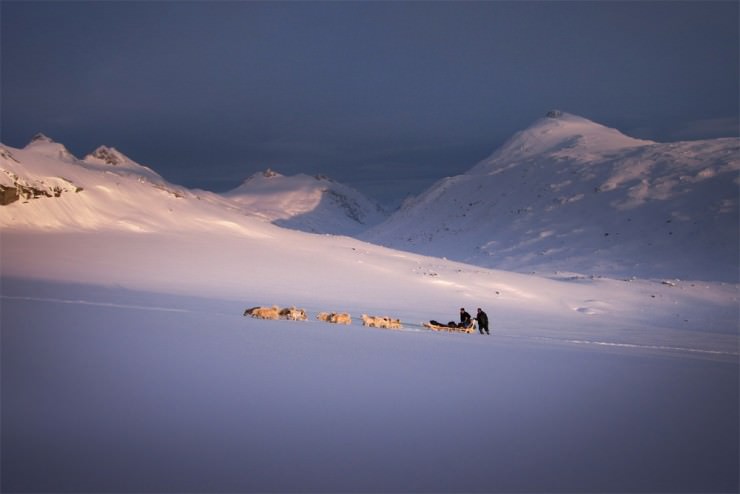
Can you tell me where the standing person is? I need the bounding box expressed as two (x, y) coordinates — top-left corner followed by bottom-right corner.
(459, 307), (472, 328)
(476, 308), (490, 335)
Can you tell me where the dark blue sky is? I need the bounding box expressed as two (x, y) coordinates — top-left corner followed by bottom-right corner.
(2, 1), (738, 206)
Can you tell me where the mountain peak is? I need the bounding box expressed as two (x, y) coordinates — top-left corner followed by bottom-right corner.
(471, 112), (652, 173)
(87, 146), (126, 166)
(364, 114), (738, 281)
(237, 169), (285, 187)
(30, 133), (55, 144)
(81, 145), (167, 185)
(528, 111), (615, 131)
(24, 133), (77, 161)
(528, 111), (649, 143)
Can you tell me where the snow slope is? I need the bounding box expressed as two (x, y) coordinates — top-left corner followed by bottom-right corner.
(1, 131), (738, 492)
(0, 135), (266, 232)
(223, 169), (387, 235)
(1, 133), (736, 345)
(362, 112), (740, 282)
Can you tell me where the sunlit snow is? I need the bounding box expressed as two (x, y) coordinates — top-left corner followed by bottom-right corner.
(2, 114), (737, 492)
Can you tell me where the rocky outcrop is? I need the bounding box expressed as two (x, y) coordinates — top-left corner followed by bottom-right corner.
(0, 183), (69, 205)
(0, 166), (82, 205)
(88, 146), (124, 166)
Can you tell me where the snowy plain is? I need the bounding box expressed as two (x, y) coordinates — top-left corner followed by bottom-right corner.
(1, 125), (738, 492)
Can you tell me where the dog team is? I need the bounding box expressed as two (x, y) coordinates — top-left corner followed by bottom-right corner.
(243, 305), (402, 329)
(244, 305), (490, 335)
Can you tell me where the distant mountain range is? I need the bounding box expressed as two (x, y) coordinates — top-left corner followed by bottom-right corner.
(2, 111), (737, 282)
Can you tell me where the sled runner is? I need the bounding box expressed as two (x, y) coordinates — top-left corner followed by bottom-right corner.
(423, 320), (476, 334)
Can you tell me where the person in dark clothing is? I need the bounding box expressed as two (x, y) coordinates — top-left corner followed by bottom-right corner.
(459, 308), (472, 328)
(476, 308), (490, 335)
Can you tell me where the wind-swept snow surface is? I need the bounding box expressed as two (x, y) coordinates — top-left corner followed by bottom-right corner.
(1, 129), (738, 492)
(363, 112), (740, 282)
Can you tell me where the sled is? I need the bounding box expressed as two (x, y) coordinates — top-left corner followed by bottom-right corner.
(423, 321), (476, 334)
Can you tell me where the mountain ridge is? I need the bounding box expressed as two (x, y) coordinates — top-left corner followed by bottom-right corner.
(2, 113), (738, 282)
(362, 112), (739, 282)
(0, 137), (258, 231)
(0, 136), (386, 236)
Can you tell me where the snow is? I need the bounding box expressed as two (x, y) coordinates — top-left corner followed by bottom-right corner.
(0, 138), (259, 232)
(3, 281), (738, 492)
(224, 169), (387, 235)
(362, 112), (740, 282)
(1, 121), (738, 492)
(471, 111), (652, 166)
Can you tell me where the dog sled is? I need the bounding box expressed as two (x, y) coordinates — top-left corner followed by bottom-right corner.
(423, 320), (476, 334)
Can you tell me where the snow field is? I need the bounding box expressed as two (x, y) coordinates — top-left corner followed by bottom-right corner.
(2, 289), (737, 492)
(2, 229), (737, 357)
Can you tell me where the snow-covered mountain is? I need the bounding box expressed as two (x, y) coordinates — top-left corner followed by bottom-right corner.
(0, 134), (386, 236)
(0, 135), (266, 232)
(3, 131), (737, 337)
(223, 169), (387, 235)
(362, 112), (739, 282)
